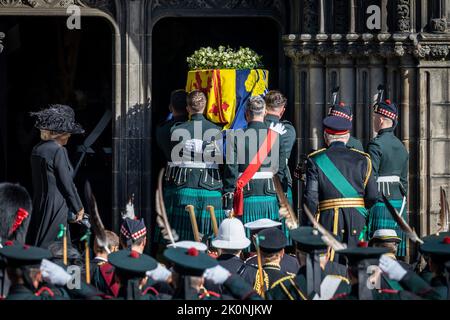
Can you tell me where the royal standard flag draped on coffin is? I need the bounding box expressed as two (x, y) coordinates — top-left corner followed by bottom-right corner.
(186, 69), (269, 129)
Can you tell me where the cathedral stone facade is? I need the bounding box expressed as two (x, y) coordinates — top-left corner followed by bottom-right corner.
(0, 1), (449, 248)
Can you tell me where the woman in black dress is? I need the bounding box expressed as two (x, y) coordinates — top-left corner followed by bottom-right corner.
(26, 105), (85, 248)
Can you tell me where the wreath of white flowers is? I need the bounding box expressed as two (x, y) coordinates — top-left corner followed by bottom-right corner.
(187, 46), (263, 70)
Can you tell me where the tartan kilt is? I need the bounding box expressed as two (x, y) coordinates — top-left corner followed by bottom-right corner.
(239, 195), (291, 248)
(153, 183), (177, 244)
(368, 199), (407, 257)
(169, 187), (225, 242)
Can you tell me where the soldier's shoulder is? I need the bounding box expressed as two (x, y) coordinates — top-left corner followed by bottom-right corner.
(269, 274), (297, 290)
(327, 274), (350, 285)
(244, 255), (258, 266)
(307, 148), (326, 159)
(280, 119), (295, 130)
(349, 148), (371, 159)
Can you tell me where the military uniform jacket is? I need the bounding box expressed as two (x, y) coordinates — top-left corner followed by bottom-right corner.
(332, 271), (441, 300)
(245, 253), (300, 276)
(6, 284), (68, 300)
(223, 121), (280, 196)
(217, 254), (246, 275)
(367, 127), (409, 200)
(197, 275), (263, 301)
(303, 142), (378, 247)
(264, 114), (296, 191)
(169, 114), (223, 191)
(156, 115), (188, 162)
(347, 136), (364, 152)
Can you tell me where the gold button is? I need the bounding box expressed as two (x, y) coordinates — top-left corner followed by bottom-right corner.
(352, 230), (357, 235)
(341, 229), (345, 234)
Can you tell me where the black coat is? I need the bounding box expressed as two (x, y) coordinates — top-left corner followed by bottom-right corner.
(303, 141), (378, 248)
(26, 140), (83, 248)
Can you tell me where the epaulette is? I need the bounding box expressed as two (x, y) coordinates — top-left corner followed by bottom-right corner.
(97, 261), (106, 266)
(281, 119), (294, 126)
(350, 148), (373, 187)
(328, 275), (350, 284)
(244, 254), (258, 266)
(307, 148), (326, 158)
(269, 275), (296, 290)
(350, 148), (371, 159)
(270, 275), (308, 300)
(35, 286), (55, 297)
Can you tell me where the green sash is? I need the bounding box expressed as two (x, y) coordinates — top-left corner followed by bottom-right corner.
(313, 152), (368, 218)
(384, 277), (404, 291)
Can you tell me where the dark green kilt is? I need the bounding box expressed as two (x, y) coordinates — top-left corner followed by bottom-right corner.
(368, 199), (407, 257)
(169, 187), (225, 242)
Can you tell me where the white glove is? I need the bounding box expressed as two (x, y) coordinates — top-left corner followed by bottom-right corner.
(40, 259), (72, 286)
(379, 255), (407, 281)
(278, 206), (289, 219)
(269, 123), (287, 135)
(184, 139), (204, 153)
(122, 198), (135, 220)
(146, 263), (171, 282)
(203, 265), (231, 285)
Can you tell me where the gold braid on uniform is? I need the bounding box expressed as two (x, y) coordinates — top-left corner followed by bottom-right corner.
(306, 149), (327, 221)
(253, 269), (270, 297)
(270, 275), (308, 300)
(350, 148), (372, 187)
(307, 148), (326, 159)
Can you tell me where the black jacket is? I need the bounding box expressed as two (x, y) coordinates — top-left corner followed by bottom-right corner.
(26, 140), (83, 248)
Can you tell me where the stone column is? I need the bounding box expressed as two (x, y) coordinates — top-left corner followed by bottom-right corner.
(339, 55), (356, 128)
(368, 55), (385, 139)
(399, 56), (419, 251)
(417, 69), (430, 236)
(306, 55), (325, 151)
(354, 57), (370, 143)
(114, 0), (152, 236)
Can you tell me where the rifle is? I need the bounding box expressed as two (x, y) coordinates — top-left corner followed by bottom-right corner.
(253, 234), (266, 299)
(273, 175), (298, 230)
(185, 205), (201, 242)
(80, 229), (91, 284)
(438, 186), (449, 234)
(206, 206), (219, 237)
(155, 168), (178, 246)
(381, 193), (423, 244)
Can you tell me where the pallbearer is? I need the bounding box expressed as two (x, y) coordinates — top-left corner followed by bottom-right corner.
(155, 90), (188, 223)
(367, 97), (409, 257)
(169, 90), (224, 241)
(264, 90), (296, 205)
(223, 96), (289, 239)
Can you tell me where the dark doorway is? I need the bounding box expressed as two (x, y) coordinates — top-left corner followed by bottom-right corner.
(151, 16), (285, 243)
(0, 16), (114, 231)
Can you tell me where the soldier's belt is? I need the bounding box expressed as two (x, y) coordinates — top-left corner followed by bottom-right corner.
(238, 171), (274, 180)
(168, 161), (219, 169)
(376, 176), (400, 183)
(319, 198), (365, 211)
(376, 175), (400, 196)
